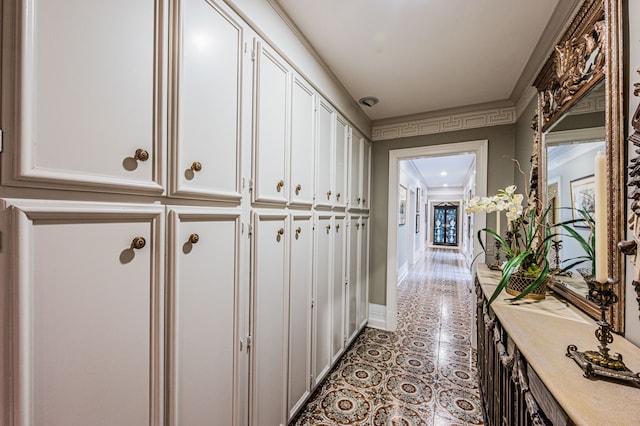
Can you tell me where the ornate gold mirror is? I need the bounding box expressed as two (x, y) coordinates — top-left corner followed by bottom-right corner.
(534, 0), (624, 331)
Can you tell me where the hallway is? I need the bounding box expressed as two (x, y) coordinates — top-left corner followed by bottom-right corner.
(292, 248), (484, 425)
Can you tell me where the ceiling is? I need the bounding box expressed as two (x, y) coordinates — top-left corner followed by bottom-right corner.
(407, 154), (475, 189)
(274, 0), (563, 122)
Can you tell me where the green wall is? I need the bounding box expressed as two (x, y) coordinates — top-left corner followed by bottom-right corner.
(369, 124), (517, 305)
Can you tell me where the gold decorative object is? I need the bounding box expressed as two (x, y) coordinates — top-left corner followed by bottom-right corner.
(190, 161), (202, 172)
(335, 223), (340, 231)
(336, 192), (341, 201)
(505, 273), (547, 300)
(566, 277), (640, 386)
(295, 184), (301, 195)
(188, 233), (199, 244)
(276, 180), (284, 192)
(295, 227), (301, 236)
(326, 190), (332, 199)
(131, 236), (146, 250)
(134, 148), (149, 162)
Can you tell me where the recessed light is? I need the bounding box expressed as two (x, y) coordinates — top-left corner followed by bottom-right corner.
(440, 171), (447, 176)
(443, 184), (448, 187)
(358, 96), (379, 107)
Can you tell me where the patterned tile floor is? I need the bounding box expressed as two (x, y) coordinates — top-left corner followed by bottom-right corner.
(291, 248), (484, 425)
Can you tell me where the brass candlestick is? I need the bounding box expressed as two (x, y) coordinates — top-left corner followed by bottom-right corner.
(566, 277), (640, 386)
(488, 238), (502, 271)
(549, 239), (571, 276)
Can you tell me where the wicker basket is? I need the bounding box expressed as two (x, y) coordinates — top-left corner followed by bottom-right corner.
(505, 273), (547, 300)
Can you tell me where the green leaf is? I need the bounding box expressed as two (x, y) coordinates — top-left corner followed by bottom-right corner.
(508, 259), (550, 302)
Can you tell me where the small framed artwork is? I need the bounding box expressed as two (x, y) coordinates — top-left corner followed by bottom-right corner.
(415, 214), (420, 233)
(416, 188), (421, 212)
(570, 175), (595, 228)
(399, 185), (407, 225)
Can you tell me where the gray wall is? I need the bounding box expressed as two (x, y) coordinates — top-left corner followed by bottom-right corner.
(514, 97), (537, 194)
(369, 124), (516, 305)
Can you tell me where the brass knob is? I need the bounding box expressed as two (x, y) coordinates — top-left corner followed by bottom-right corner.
(296, 227), (302, 236)
(362, 198), (366, 204)
(277, 228), (285, 236)
(357, 197), (361, 204)
(190, 161), (202, 172)
(189, 233), (199, 244)
(326, 224), (331, 231)
(277, 180), (284, 192)
(362, 223), (366, 228)
(134, 149), (149, 162)
(356, 223), (360, 229)
(295, 184), (302, 195)
(336, 224), (340, 231)
(131, 237), (146, 249)
(336, 193), (341, 201)
(327, 190), (332, 199)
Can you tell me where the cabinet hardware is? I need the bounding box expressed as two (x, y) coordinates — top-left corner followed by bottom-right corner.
(326, 224), (331, 231)
(277, 228), (285, 235)
(357, 197), (361, 204)
(356, 223), (360, 229)
(190, 161), (202, 172)
(362, 198), (366, 204)
(277, 180), (285, 192)
(295, 227), (302, 236)
(133, 148), (149, 162)
(362, 223), (366, 229)
(295, 184), (302, 195)
(336, 224), (340, 231)
(188, 233), (199, 244)
(131, 237), (146, 249)
(326, 190), (332, 199)
(336, 193), (341, 201)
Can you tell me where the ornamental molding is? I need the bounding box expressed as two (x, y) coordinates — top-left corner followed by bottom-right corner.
(371, 107), (516, 141)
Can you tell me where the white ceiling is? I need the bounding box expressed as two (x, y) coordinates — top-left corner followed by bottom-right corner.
(408, 154), (475, 189)
(274, 0), (562, 122)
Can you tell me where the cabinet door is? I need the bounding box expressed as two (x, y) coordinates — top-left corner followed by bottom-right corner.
(289, 75), (315, 207)
(346, 215), (359, 343)
(334, 116), (349, 208)
(5, 200), (164, 426)
(313, 213), (332, 387)
(170, 0), (244, 202)
(362, 139), (371, 210)
(349, 129), (364, 210)
(252, 41), (289, 206)
(251, 212), (288, 426)
(6, 0), (166, 194)
(167, 207), (242, 426)
(287, 214), (313, 419)
(358, 217), (369, 329)
(315, 99), (334, 208)
(331, 214), (347, 362)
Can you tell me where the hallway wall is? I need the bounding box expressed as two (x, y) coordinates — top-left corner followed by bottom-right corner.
(369, 124), (516, 305)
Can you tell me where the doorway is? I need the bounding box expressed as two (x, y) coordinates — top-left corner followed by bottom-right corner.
(433, 203), (458, 246)
(384, 140), (488, 332)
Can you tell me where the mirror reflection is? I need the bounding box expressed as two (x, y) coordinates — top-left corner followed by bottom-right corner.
(545, 80), (605, 298)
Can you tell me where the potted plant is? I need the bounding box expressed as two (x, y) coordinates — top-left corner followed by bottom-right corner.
(466, 185), (555, 305)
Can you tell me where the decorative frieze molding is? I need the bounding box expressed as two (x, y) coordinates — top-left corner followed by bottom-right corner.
(371, 107), (516, 141)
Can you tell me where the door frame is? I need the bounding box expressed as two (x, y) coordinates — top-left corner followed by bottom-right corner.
(385, 140), (487, 331)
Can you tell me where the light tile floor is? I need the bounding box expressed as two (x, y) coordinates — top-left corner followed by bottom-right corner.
(291, 248), (484, 425)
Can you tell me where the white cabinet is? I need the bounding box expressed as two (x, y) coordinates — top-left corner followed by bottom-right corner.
(315, 100), (334, 209)
(289, 75), (316, 207)
(3, 0), (167, 194)
(346, 215), (360, 342)
(3, 200), (165, 426)
(252, 41), (290, 206)
(250, 211), (288, 426)
(170, 0), (245, 202)
(334, 116), (348, 209)
(166, 206), (243, 426)
(287, 213), (313, 419)
(348, 128), (371, 211)
(312, 213), (333, 386)
(331, 213), (347, 362)
(359, 216), (370, 329)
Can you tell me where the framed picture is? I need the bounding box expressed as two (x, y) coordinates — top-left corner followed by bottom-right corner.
(415, 214), (420, 233)
(416, 188), (421, 212)
(399, 185), (407, 225)
(570, 175), (595, 228)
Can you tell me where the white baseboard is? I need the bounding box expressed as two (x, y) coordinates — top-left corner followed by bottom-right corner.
(368, 303), (387, 330)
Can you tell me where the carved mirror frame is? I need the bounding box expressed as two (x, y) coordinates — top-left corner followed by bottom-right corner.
(533, 0), (624, 331)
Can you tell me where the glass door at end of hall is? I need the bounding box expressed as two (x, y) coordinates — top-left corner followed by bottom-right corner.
(433, 204), (457, 246)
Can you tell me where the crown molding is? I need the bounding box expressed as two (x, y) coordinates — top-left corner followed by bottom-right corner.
(372, 107), (516, 141)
